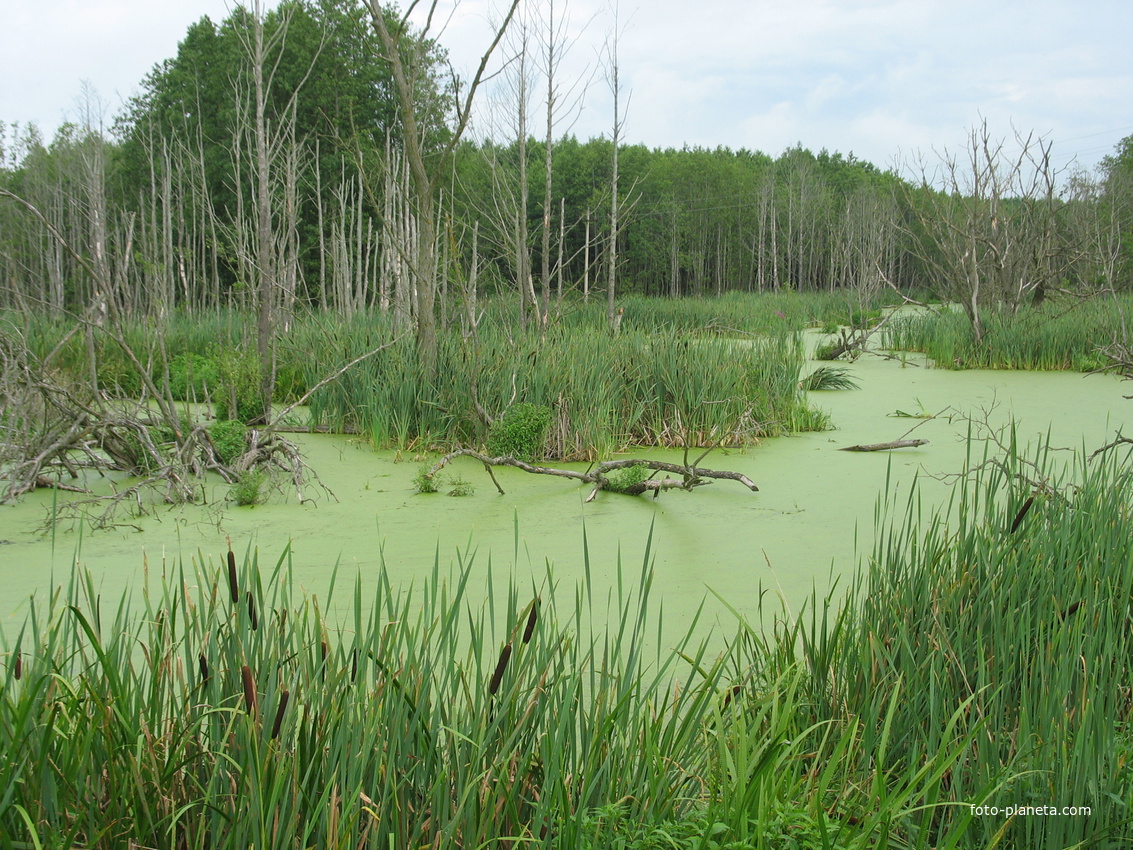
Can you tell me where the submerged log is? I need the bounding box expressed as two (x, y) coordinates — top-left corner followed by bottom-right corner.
(426, 449), (758, 499)
(839, 439), (929, 452)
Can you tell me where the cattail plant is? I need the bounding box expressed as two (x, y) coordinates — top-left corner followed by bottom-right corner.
(241, 665), (257, 716)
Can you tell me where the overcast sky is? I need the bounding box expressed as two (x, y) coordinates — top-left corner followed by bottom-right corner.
(3, 0), (1131, 175)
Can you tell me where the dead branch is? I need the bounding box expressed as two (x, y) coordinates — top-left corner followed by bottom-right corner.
(839, 439), (929, 452)
(426, 449), (758, 499)
(0, 321), (332, 524)
(1088, 432), (1133, 462)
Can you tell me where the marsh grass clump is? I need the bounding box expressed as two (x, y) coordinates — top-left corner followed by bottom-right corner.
(445, 475), (475, 497)
(413, 462), (442, 494)
(799, 365), (859, 391)
(230, 469), (267, 506)
(884, 297), (1133, 370)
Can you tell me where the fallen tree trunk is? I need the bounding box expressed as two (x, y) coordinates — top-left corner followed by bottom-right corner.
(426, 449), (758, 501)
(839, 439), (929, 452)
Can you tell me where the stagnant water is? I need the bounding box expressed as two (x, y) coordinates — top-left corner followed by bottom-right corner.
(1, 345), (1129, 643)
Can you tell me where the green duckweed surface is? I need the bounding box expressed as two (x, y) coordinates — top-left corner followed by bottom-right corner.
(1, 342), (1128, 641)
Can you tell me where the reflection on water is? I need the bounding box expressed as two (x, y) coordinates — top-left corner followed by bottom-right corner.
(1, 343), (1128, 643)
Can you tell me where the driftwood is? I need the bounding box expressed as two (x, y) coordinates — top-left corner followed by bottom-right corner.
(426, 449), (758, 502)
(839, 439), (929, 452)
(0, 322), (337, 526)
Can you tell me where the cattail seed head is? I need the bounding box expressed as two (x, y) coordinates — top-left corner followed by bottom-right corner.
(198, 652), (209, 684)
(1061, 600), (1084, 621)
(13, 653), (21, 681)
(226, 550), (239, 605)
(522, 599), (540, 645)
(241, 665), (257, 716)
(1009, 496), (1035, 534)
(489, 644), (513, 696)
(271, 690), (290, 740)
(246, 592), (258, 631)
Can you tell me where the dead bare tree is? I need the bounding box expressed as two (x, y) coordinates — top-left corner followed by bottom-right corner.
(365, 0), (521, 376)
(603, 0), (624, 334)
(901, 121), (1069, 342)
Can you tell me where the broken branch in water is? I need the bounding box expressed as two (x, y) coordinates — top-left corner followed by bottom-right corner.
(425, 449), (758, 499)
(839, 439), (929, 452)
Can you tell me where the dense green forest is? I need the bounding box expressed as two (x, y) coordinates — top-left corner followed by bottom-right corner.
(2, 0), (1131, 329)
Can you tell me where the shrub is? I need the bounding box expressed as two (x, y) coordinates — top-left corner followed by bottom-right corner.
(230, 469), (267, 506)
(207, 419), (248, 465)
(214, 349), (263, 423)
(486, 403), (552, 462)
(604, 463), (652, 495)
(166, 353), (218, 401)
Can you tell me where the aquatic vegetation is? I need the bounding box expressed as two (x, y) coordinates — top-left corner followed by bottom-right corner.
(883, 297), (1133, 370)
(229, 469), (267, 506)
(800, 365), (859, 391)
(308, 321), (827, 458)
(602, 462), (652, 494)
(485, 402), (553, 461)
(206, 419), (249, 466)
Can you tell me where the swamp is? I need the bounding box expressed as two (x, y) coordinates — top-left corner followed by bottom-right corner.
(3, 1), (1133, 847)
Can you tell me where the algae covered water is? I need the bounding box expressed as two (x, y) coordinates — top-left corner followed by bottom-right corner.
(1, 345), (1129, 639)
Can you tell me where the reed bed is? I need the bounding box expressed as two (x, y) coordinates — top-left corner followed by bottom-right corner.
(883, 297), (1132, 370)
(307, 326), (827, 458)
(556, 290), (892, 337)
(783, 430), (1133, 847)
(9, 298), (833, 456)
(0, 536), (982, 849)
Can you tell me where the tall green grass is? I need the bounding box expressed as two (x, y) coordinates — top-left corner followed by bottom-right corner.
(884, 297), (1131, 371)
(786, 430), (1133, 847)
(556, 290), (892, 337)
(0, 537), (982, 849)
(0, 539), (722, 848)
(8, 298), (831, 455)
(308, 326), (827, 458)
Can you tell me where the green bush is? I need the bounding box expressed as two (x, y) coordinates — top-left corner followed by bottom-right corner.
(207, 419), (248, 465)
(413, 463), (441, 494)
(485, 403), (552, 462)
(166, 353), (218, 401)
(229, 469), (267, 506)
(604, 463), (652, 495)
(214, 349), (264, 423)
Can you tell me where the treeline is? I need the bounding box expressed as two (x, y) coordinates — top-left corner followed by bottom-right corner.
(1, 0), (1131, 324)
